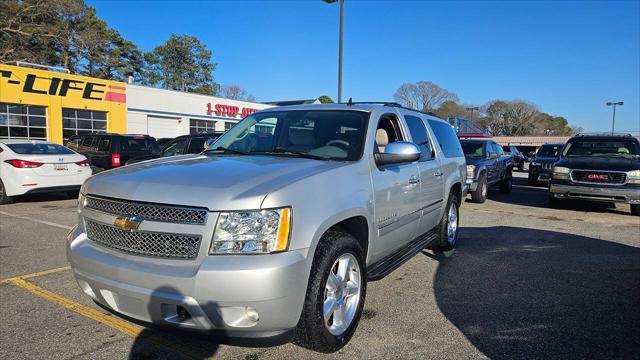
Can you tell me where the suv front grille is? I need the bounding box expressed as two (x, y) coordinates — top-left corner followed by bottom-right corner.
(85, 196), (207, 224)
(85, 219), (201, 259)
(571, 170), (626, 184)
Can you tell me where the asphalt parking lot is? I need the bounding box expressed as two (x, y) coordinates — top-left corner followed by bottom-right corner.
(1, 171), (639, 360)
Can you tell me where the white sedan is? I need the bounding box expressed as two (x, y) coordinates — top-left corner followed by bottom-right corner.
(0, 139), (92, 204)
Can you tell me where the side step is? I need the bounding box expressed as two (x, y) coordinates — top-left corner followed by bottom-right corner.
(367, 229), (438, 281)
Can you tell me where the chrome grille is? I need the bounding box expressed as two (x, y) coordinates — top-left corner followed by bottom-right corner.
(85, 196), (207, 224)
(85, 219), (201, 259)
(571, 170), (626, 185)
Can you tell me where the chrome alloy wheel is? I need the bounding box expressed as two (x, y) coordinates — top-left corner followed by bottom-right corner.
(446, 202), (458, 245)
(323, 253), (361, 336)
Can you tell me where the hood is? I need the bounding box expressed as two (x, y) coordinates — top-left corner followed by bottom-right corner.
(555, 156), (640, 172)
(533, 156), (559, 163)
(84, 154), (349, 210)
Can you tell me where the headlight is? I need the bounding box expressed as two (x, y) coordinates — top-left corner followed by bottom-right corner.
(628, 170), (640, 184)
(210, 208), (291, 254)
(530, 161), (540, 166)
(552, 166), (570, 180)
(466, 165), (475, 180)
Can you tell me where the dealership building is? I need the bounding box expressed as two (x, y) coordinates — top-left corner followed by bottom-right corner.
(0, 63), (272, 144)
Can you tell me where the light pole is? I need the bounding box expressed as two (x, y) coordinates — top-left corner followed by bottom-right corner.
(466, 106), (479, 122)
(606, 101), (623, 135)
(323, 0), (344, 103)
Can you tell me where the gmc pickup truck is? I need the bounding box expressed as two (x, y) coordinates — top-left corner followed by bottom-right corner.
(460, 138), (514, 203)
(67, 103), (467, 352)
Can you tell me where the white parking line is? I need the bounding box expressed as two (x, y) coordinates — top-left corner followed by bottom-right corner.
(0, 210), (73, 230)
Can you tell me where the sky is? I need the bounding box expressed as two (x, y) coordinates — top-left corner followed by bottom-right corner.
(87, 0), (640, 134)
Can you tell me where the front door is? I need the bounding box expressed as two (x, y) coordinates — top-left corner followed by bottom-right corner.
(370, 112), (422, 261)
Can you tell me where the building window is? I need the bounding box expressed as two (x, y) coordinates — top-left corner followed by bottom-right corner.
(225, 122), (234, 131)
(190, 119), (216, 134)
(0, 103), (47, 140)
(62, 108), (107, 140)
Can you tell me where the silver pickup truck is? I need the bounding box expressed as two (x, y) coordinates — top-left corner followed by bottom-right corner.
(66, 103), (467, 352)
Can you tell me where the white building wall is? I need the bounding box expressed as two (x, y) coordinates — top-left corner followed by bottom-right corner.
(126, 85), (273, 138)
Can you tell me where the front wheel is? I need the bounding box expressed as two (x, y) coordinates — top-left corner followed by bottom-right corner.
(500, 171), (513, 193)
(294, 231), (366, 353)
(430, 193), (459, 251)
(470, 174), (488, 203)
(631, 204), (640, 216)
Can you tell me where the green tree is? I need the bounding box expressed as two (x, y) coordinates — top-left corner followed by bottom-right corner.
(318, 95), (334, 103)
(144, 34), (219, 95)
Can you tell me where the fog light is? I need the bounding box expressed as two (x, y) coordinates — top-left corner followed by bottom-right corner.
(246, 307), (259, 322)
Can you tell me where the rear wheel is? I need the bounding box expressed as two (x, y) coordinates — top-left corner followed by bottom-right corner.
(470, 174), (487, 203)
(631, 204), (640, 216)
(518, 162), (524, 172)
(0, 179), (13, 205)
(500, 170), (513, 193)
(430, 193), (459, 251)
(527, 174), (536, 186)
(294, 231), (366, 353)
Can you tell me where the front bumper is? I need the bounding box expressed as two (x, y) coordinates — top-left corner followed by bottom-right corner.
(528, 168), (552, 182)
(549, 182), (640, 204)
(66, 226), (311, 340)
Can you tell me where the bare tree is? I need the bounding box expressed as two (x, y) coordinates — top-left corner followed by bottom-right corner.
(393, 80), (459, 112)
(219, 85), (255, 101)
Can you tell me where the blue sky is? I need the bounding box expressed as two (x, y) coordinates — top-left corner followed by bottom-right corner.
(88, 0), (640, 134)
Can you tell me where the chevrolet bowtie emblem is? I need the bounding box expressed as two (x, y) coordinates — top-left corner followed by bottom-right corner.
(113, 216), (143, 231)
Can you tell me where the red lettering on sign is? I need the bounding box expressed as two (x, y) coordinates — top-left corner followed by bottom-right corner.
(207, 103), (257, 118)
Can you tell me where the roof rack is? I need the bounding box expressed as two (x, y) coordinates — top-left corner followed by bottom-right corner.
(575, 132), (632, 137)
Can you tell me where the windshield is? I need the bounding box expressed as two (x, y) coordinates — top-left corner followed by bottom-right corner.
(562, 139), (640, 159)
(7, 143), (75, 155)
(209, 110), (369, 161)
(461, 141), (484, 159)
(537, 145), (563, 158)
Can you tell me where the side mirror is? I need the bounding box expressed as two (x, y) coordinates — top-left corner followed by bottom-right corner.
(375, 141), (421, 166)
(490, 152), (499, 159)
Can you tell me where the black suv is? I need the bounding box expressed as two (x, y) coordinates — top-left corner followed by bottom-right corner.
(502, 144), (526, 171)
(125, 132), (223, 165)
(65, 134), (159, 172)
(548, 134), (640, 215)
(528, 143), (564, 186)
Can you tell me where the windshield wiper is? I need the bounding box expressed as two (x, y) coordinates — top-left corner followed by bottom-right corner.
(204, 146), (249, 155)
(251, 147), (327, 160)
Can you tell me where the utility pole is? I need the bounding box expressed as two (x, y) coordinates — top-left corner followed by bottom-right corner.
(323, 0), (344, 102)
(606, 101), (624, 135)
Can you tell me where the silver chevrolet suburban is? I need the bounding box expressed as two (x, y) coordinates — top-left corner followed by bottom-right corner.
(66, 103), (467, 352)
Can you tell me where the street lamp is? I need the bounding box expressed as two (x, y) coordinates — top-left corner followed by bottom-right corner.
(323, 0), (344, 103)
(466, 107), (479, 122)
(606, 101), (624, 135)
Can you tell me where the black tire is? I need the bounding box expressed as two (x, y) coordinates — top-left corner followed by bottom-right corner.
(518, 162), (524, 172)
(500, 170), (513, 194)
(430, 193), (459, 251)
(294, 231), (366, 353)
(631, 204), (640, 216)
(527, 175), (536, 186)
(470, 174), (487, 203)
(0, 179), (13, 205)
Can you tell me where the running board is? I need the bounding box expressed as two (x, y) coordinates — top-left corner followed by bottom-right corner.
(367, 229), (438, 281)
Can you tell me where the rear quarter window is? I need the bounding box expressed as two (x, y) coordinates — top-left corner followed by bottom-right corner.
(427, 119), (464, 158)
(119, 138), (156, 153)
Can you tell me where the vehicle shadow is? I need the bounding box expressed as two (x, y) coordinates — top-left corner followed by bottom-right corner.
(486, 175), (629, 215)
(432, 226), (640, 359)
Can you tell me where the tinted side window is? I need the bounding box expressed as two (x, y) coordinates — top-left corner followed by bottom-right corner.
(187, 137), (207, 153)
(162, 138), (187, 157)
(97, 138), (111, 152)
(404, 115), (432, 160)
(120, 138), (154, 153)
(427, 119), (464, 158)
(81, 136), (97, 151)
(66, 137), (82, 150)
(495, 143), (504, 155)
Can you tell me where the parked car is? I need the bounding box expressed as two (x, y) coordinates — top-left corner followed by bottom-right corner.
(548, 134), (640, 215)
(0, 140), (92, 204)
(67, 103), (467, 352)
(461, 139), (514, 203)
(65, 134), (159, 172)
(156, 137), (174, 147)
(502, 144), (526, 171)
(125, 132), (224, 165)
(528, 143), (564, 186)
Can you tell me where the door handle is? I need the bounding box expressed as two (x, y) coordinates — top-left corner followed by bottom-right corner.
(408, 175), (420, 184)
(434, 171), (444, 177)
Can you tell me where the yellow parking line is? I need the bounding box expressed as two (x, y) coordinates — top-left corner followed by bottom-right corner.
(0, 266), (72, 284)
(6, 277), (205, 359)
